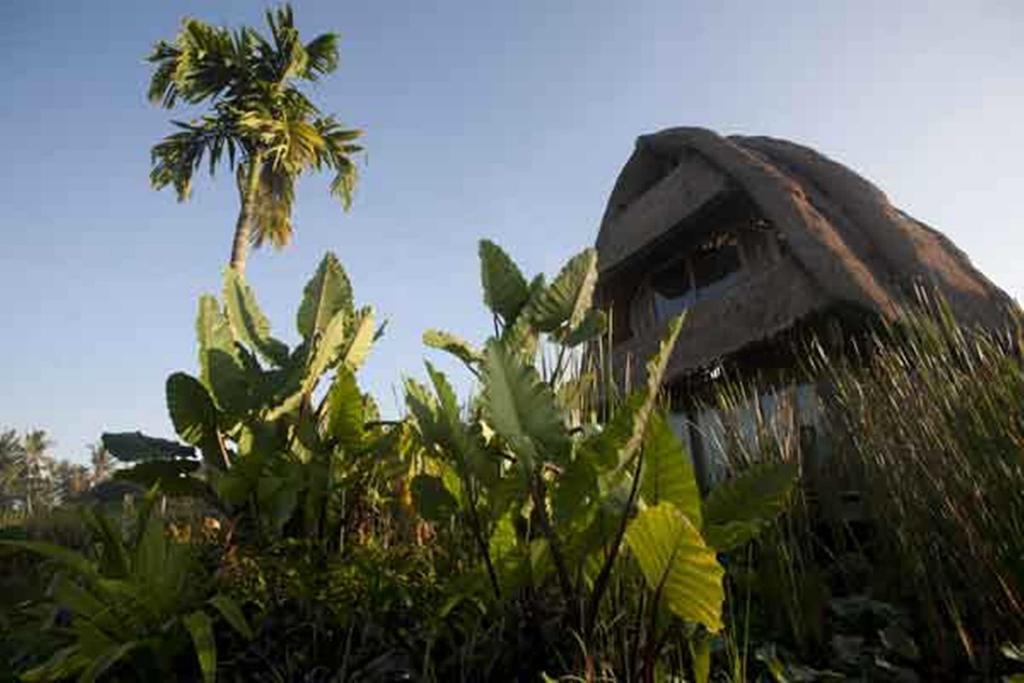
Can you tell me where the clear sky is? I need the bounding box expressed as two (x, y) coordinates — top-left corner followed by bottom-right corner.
(1, 1), (1022, 464)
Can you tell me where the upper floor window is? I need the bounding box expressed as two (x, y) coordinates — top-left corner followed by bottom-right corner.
(691, 232), (742, 299)
(652, 259), (694, 322)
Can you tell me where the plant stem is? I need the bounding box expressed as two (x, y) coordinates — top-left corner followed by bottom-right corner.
(529, 470), (575, 606)
(584, 447), (644, 640)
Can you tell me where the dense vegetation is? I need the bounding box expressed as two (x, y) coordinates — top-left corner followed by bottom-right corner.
(2, 246), (1023, 681)
(2, 5), (1023, 682)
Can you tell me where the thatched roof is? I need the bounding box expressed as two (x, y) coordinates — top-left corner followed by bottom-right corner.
(596, 127), (1016, 380)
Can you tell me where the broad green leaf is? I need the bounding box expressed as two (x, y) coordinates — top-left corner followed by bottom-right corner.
(208, 594), (253, 640)
(480, 340), (568, 472)
(582, 392), (643, 470)
(342, 308), (375, 370)
(267, 309), (349, 419)
(552, 457), (597, 525)
(526, 248), (598, 332)
(701, 461), (799, 552)
(307, 309), (349, 381)
(113, 460), (208, 498)
(488, 511), (518, 561)
(404, 377), (445, 448)
(297, 251), (353, 339)
(196, 294), (236, 382)
(479, 240), (530, 322)
(166, 373), (218, 446)
(411, 474), (458, 522)
(195, 296), (249, 416)
(223, 268), (289, 365)
(205, 349), (251, 417)
(423, 328), (483, 367)
(625, 503), (724, 631)
(640, 411), (701, 526)
(101, 432), (195, 463)
(183, 610), (217, 683)
(166, 372), (227, 469)
(325, 367), (364, 449)
(560, 309), (607, 347)
(425, 361), (461, 426)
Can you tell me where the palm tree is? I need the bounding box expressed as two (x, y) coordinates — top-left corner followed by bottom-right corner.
(22, 429), (54, 515)
(147, 5), (363, 275)
(0, 429), (25, 506)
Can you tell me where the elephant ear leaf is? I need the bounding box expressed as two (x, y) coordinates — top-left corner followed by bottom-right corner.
(325, 367), (364, 450)
(701, 461), (799, 552)
(297, 251), (353, 340)
(342, 308), (376, 371)
(479, 240), (530, 323)
(166, 372), (228, 469)
(480, 340), (568, 472)
(101, 432), (195, 462)
(625, 503), (725, 632)
(223, 268), (289, 366)
(423, 329), (483, 368)
(113, 460), (208, 498)
(526, 247), (597, 333)
(559, 309), (607, 348)
(640, 411), (701, 526)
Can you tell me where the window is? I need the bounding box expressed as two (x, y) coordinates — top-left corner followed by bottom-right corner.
(629, 286), (655, 336)
(738, 217), (779, 266)
(651, 259), (694, 322)
(691, 232), (741, 300)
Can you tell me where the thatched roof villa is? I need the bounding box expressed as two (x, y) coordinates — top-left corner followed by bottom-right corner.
(595, 127), (1016, 483)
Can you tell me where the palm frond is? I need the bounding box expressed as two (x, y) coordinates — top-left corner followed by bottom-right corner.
(304, 33), (340, 79)
(151, 117), (236, 201)
(250, 166), (295, 250)
(146, 18), (246, 108)
(315, 117), (363, 210)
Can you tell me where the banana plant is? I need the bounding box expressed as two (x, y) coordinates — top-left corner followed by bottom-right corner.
(408, 240), (799, 679)
(0, 489), (251, 682)
(102, 252), (399, 547)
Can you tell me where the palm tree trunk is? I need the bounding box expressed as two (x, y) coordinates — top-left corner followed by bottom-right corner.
(229, 154), (265, 275)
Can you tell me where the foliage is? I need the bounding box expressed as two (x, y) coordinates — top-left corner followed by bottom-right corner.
(408, 239), (797, 679)
(697, 297), (1024, 680)
(0, 489), (250, 681)
(102, 253), (395, 552)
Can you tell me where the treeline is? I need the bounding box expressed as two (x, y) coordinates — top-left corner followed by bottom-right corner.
(0, 429), (112, 514)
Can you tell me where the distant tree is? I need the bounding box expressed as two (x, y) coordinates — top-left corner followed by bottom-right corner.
(22, 429), (54, 515)
(88, 440), (112, 486)
(0, 429), (25, 507)
(146, 4), (363, 275)
(54, 461), (90, 502)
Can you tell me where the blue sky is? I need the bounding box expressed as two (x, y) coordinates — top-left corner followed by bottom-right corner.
(1, 1), (1022, 463)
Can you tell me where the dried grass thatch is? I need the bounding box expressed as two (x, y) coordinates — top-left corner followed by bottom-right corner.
(596, 127), (1016, 381)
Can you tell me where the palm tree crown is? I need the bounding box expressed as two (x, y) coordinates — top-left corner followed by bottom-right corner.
(147, 5), (363, 274)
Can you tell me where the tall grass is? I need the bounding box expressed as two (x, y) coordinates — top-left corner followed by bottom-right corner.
(702, 298), (1024, 674)
(815, 301), (1024, 667)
